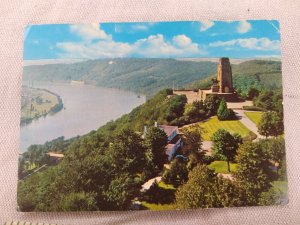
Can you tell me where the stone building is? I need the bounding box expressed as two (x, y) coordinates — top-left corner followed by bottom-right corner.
(199, 57), (237, 101)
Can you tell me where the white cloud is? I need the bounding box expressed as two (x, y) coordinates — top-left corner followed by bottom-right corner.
(56, 34), (204, 59)
(173, 35), (192, 47)
(131, 24), (149, 31)
(209, 38), (280, 51)
(69, 24), (111, 40)
(132, 34), (203, 57)
(237, 21), (251, 34)
(56, 41), (132, 59)
(32, 40), (39, 44)
(199, 20), (215, 31)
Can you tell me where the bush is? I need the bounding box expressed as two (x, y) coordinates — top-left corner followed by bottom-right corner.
(243, 131), (257, 142)
(169, 116), (190, 126)
(202, 155), (215, 164)
(242, 106), (264, 111)
(217, 99), (236, 121)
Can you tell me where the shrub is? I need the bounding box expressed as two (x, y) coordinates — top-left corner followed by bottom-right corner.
(242, 106), (264, 111)
(217, 99), (236, 121)
(243, 131), (257, 142)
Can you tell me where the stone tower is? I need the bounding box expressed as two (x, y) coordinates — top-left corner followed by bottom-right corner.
(216, 57), (233, 93)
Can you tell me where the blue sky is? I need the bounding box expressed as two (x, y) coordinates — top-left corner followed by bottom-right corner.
(24, 20), (281, 60)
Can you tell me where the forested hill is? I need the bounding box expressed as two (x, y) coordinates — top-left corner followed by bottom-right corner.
(186, 60), (282, 96)
(23, 58), (217, 97)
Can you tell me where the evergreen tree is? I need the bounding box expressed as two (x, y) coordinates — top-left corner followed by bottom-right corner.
(217, 98), (235, 121)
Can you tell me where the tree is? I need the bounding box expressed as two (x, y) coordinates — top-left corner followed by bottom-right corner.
(204, 95), (220, 116)
(258, 185), (288, 206)
(181, 126), (205, 169)
(235, 142), (273, 205)
(103, 174), (139, 210)
(258, 111), (284, 138)
(165, 95), (187, 122)
(184, 100), (206, 122)
(144, 127), (168, 173)
(212, 129), (242, 172)
(261, 137), (285, 175)
(162, 158), (188, 187)
(61, 192), (98, 211)
(248, 87), (260, 99)
(175, 165), (241, 209)
(108, 129), (146, 175)
(254, 90), (283, 114)
(217, 98), (235, 121)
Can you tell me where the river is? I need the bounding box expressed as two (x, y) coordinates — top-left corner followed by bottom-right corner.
(20, 82), (146, 152)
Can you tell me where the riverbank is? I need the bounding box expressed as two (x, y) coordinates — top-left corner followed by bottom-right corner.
(20, 86), (63, 126)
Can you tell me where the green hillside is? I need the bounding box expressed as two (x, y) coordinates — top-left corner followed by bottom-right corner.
(24, 58), (217, 97)
(232, 60), (282, 95)
(98, 89), (184, 134)
(185, 60), (282, 95)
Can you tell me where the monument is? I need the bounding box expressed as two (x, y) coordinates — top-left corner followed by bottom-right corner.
(199, 57), (237, 101)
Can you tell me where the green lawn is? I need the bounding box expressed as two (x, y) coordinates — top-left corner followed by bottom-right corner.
(272, 180), (288, 194)
(208, 160), (237, 174)
(197, 116), (251, 141)
(141, 181), (177, 210)
(158, 181), (176, 190)
(245, 111), (263, 126)
(141, 201), (177, 210)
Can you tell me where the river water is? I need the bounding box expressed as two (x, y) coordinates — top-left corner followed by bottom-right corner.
(20, 82), (146, 152)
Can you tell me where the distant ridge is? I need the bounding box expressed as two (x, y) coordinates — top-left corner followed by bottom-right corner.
(24, 58), (88, 66)
(176, 57), (281, 64)
(23, 58), (217, 97)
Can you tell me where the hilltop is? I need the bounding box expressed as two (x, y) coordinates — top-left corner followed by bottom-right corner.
(186, 60), (282, 96)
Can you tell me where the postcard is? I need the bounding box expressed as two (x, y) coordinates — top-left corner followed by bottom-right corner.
(18, 20), (287, 212)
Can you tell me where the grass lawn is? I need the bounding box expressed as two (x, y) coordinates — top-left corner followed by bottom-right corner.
(272, 180), (288, 194)
(208, 160), (237, 174)
(141, 201), (177, 210)
(245, 111), (263, 126)
(197, 116), (251, 141)
(158, 181), (176, 190)
(141, 181), (177, 210)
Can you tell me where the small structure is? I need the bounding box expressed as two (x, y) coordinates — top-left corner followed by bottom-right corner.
(71, 80), (85, 85)
(158, 124), (183, 161)
(46, 152), (64, 164)
(199, 57), (237, 101)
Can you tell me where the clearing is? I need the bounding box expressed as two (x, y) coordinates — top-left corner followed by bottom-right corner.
(21, 86), (60, 125)
(195, 116), (251, 141)
(208, 161), (237, 174)
(140, 181), (177, 210)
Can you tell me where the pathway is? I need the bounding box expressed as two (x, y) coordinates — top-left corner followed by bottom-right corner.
(140, 176), (162, 193)
(203, 141), (213, 156)
(233, 109), (264, 140)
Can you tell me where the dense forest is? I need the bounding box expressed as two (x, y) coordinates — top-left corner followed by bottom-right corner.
(23, 58), (217, 97)
(186, 60), (282, 97)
